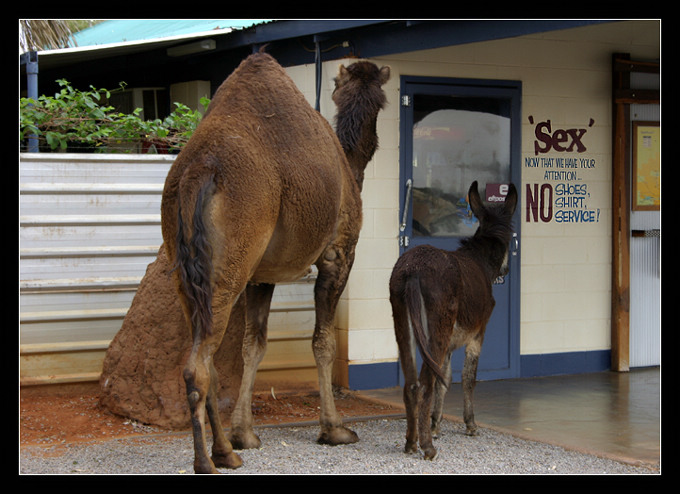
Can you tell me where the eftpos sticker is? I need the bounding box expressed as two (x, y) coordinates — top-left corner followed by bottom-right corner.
(486, 183), (509, 203)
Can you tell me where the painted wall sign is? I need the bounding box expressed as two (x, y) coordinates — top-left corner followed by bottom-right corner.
(525, 116), (600, 224)
(531, 116), (595, 156)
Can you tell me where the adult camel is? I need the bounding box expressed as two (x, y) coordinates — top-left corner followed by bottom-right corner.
(161, 51), (390, 473)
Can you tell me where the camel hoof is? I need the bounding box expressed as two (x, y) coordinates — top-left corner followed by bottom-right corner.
(229, 429), (262, 450)
(212, 451), (243, 470)
(465, 425), (478, 436)
(193, 460), (220, 474)
(317, 425), (359, 445)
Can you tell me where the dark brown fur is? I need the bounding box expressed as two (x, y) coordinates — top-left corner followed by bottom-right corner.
(389, 181), (517, 460)
(161, 51), (389, 473)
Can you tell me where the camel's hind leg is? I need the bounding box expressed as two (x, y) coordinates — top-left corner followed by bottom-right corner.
(205, 358), (242, 468)
(228, 283), (275, 450)
(313, 247), (359, 446)
(183, 300), (243, 473)
(179, 189), (272, 472)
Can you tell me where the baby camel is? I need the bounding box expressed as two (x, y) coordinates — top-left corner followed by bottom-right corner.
(389, 181), (517, 460)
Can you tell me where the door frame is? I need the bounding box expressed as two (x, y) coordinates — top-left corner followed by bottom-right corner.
(610, 53), (660, 371)
(398, 74), (522, 381)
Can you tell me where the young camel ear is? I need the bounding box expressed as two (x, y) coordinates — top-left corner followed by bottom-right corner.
(467, 181), (485, 220)
(504, 183), (518, 215)
(379, 66), (391, 85)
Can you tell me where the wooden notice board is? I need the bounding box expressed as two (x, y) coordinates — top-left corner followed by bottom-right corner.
(632, 121), (660, 211)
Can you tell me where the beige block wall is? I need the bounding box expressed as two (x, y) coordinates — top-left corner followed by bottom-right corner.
(286, 20), (660, 373)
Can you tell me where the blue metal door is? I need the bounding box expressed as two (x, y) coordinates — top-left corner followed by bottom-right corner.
(398, 76), (522, 381)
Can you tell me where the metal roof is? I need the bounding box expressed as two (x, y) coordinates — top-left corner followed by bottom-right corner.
(22, 20), (616, 80)
(27, 20), (388, 72)
(72, 19), (271, 47)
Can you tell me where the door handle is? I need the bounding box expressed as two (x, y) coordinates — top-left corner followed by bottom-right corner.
(400, 179), (413, 232)
(399, 179), (413, 248)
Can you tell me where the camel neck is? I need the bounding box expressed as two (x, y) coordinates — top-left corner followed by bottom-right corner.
(335, 111), (379, 191)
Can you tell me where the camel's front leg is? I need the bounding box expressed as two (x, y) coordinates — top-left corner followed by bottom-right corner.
(313, 247), (359, 446)
(229, 283), (275, 450)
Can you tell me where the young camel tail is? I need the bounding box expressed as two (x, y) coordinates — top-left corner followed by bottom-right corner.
(389, 181), (517, 461)
(161, 50), (390, 473)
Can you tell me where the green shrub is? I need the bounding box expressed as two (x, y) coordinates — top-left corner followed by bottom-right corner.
(20, 79), (209, 153)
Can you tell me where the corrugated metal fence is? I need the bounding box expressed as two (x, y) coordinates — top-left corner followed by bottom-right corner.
(19, 153), (317, 386)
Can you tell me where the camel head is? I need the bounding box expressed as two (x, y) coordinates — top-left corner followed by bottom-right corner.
(331, 61), (391, 187)
(332, 61), (390, 110)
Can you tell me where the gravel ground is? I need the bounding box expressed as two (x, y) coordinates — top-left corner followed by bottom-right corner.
(20, 418), (655, 475)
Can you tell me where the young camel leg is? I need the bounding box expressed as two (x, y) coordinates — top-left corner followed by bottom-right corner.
(416, 365), (439, 460)
(313, 248), (359, 446)
(393, 304), (420, 454)
(461, 334), (484, 436)
(228, 283), (275, 450)
(183, 301), (243, 473)
(431, 352), (452, 438)
(416, 311), (450, 460)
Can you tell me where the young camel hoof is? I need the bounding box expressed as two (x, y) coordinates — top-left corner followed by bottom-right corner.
(317, 426), (359, 445)
(212, 451), (243, 470)
(404, 441), (418, 454)
(422, 446), (438, 461)
(465, 425), (479, 436)
(228, 430), (262, 450)
(465, 421), (477, 436)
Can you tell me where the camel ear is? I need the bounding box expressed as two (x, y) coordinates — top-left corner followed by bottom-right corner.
(335, 64), (350, 88)
(468, 181), (485, 219)
(504, 183), (518, 215)
(379, 66), (391, 85)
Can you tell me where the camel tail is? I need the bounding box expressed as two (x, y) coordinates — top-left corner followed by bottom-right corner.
(404, 277), (448, 385)
(175, 176), (215, 338)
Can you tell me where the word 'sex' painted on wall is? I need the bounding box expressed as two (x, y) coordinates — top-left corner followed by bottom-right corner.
(525, 116), (600, 224)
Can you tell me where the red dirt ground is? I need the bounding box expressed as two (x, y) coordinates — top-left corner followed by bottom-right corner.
(20, 382), (400, 447)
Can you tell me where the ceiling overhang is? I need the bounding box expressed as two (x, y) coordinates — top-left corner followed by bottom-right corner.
(21, 20), (615, 71)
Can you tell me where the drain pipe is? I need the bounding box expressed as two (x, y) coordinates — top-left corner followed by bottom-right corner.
(25, 51), (39, 153)
(314, 35), (322, 112)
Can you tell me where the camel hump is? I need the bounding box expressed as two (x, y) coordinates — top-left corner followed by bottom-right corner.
(204, 51), (300, 116)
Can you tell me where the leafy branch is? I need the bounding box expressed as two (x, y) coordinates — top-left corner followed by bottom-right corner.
(20, 79), (208, 153)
